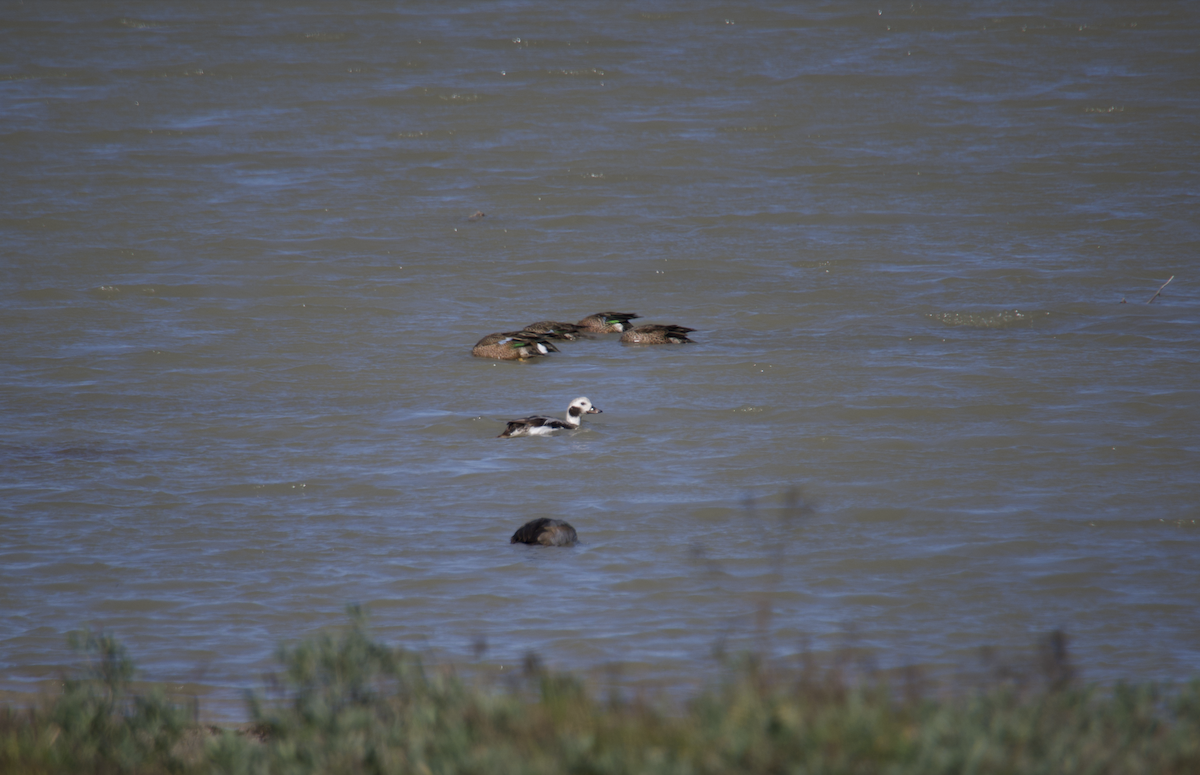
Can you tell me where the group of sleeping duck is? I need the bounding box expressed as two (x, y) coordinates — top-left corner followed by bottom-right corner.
(471, 311), (695, 360)
(474, 312), (695, 548)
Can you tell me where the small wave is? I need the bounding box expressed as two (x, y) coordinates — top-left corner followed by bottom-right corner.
(547, 68), (607, 77)
(118, 18), (165, 29)
(148, 68), (209, 78)
(0, 73), (68, 82)
(393, 129), (456, 139)
(927, 309), (1046, 328)
(718, 125), (782, 133)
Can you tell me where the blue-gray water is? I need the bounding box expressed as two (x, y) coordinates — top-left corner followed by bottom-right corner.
(2, 2), (1198, 720)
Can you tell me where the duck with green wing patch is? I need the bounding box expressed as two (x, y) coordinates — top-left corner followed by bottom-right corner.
(472, 331), (559, 361)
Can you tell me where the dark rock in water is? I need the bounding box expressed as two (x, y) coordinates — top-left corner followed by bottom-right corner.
(510, 518), (578, 546)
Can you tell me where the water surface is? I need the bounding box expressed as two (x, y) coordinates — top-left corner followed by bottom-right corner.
(2, 1), (1198, 720)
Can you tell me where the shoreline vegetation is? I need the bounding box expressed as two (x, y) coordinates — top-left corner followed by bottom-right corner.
(2, 614), (1198, 774)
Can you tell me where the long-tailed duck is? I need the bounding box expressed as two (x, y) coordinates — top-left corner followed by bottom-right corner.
(511, 518), (578, 546)
(472, 331), (559, 361)
(576, 312), (640, 333)
(619, 324), (696, 344)
(498, 396), (602, 438)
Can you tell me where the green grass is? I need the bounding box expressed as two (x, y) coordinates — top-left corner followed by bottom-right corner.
(3, 613), (1199, 774)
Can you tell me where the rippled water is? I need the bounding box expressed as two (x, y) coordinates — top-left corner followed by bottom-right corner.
(3, 2), (1199, 720)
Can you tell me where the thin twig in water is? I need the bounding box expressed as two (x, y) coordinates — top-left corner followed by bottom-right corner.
(1147, 275), (1174, 304)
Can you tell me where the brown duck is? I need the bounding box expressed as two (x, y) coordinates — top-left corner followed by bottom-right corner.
(472, 331), (559, 360)
(619, 324), (696, 344)
(575, 312), (640, 333)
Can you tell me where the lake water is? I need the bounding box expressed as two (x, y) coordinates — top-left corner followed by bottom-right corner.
(2, 2), (1198, 721)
